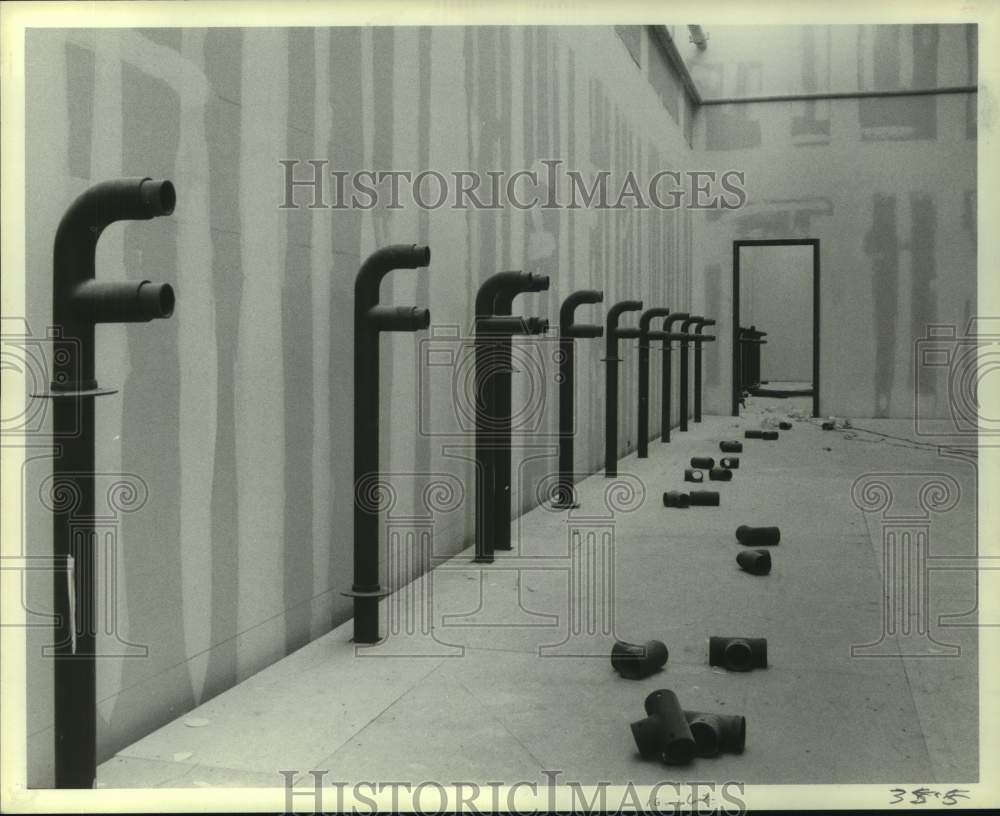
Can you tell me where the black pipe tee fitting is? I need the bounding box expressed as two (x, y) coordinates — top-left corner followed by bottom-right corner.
(690, 456), (714, 469)
(636, 689), (696, 765)
(720, 440), (743, 453)
(709, 636), (768, 671)
(684, 710), (747, 757)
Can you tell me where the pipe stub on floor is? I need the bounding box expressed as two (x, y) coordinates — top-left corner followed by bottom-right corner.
(719, 440), (743, 453)
(736, 525), (780, 546)
(689, 490), (720, 506)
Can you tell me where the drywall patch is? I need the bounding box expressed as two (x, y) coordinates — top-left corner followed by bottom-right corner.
(65, 43), (95, 178)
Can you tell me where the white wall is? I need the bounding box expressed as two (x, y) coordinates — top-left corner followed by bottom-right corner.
(691, 28), (976, 419)
(23, 25), (697, 784)
(739, 245), (813, 383)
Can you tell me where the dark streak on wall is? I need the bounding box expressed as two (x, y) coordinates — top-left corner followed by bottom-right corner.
(865, 194), (899, 417)
(908, 193), (936, 395)
(282, 29), (316, 654)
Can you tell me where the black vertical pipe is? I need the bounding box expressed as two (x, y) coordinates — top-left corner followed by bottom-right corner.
(352, 244), (432, 643)
(604, 300), (643, 477)
(554, 290), (603, 508)
(737, 327), (746, 396)
(52, 398), (95, 790)
(491, 274), (549, 550)
(636, 307), (670, 458)
(659, 312), (689, 444)
(44, 177), (177, 788)
(678, 315), (702, 432)
(692, 318), (716, 422)
(473, 273), (548, 562)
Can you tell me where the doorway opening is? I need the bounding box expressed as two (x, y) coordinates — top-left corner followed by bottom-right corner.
(731, 239), (820, 418)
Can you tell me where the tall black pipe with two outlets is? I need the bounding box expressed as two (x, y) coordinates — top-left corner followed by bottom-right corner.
(659, 311), (689, 444)
(489, 274), (549, 550)
(552, 289), (603, 508)
(636, 307), (670, 459)
(351, 245), (432, 644)
(603, 300), (643, 477)
(678, 315), (704, 432)
(39, 177), (177, 788)
(692, 317), (716, 422)
(474, 273), (548, 562)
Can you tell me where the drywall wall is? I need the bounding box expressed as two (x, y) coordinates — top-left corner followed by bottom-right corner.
(739, 244), (814, 383)
(22, 25), (697, 783)
(692, 25), (977, 419)
(680, 24), (977, 98)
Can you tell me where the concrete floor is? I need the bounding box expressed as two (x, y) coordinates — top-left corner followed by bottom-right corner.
(97, 401), (979, 788)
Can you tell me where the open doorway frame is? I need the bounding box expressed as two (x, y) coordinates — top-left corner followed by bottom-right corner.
(731, 238), (820, 418)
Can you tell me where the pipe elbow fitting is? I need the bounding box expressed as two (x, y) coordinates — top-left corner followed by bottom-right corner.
(736, 549), (771, 575)
(662, 312), (690, 330)
(680, 315), (702, 333)
(720, 456), (739, 469)
(560, 289), (604, 338)
(683, 468), (705, 483)
(357, 244), (431, 305)
(639, 307), (671, 334)
(709, 636), (768, 671)
(611, 639), (668, 679)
